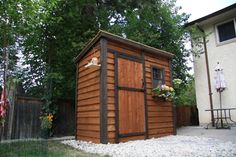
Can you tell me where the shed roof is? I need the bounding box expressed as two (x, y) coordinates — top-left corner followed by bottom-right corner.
(185, 3), (236, 27)
(74, 30), (174, 63)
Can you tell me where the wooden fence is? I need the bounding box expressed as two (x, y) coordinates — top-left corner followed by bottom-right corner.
(176, 105), (199, 127)
(12, 97), (42, 139)
(53, 99), (75, 136)
(0, 96), (75, 141)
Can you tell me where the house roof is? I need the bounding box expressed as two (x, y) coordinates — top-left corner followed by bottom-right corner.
(185, 3), (236, 27)
(74, 30), (174, 63)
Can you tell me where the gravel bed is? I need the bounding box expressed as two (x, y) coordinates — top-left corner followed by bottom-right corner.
(61, 135), (236, 157)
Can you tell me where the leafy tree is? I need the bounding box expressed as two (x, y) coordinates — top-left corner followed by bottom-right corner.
(0, 0), (49, 85)
(103, 0), (191, 82)
(21, 0), (99, 98)
(3, 0), (191, 101)
(174, 77), (196, 106)
(0, 0), (23, 84)
(0, 1), (194, 131)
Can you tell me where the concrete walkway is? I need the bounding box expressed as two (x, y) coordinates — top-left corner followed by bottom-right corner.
(177, 126), (236, 143)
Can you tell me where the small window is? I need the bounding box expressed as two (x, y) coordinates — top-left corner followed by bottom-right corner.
(151, 67), (164, 88)
(217, 20), (236, 42)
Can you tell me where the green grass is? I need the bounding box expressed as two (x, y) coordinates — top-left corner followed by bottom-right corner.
(0, 140), (106, 157)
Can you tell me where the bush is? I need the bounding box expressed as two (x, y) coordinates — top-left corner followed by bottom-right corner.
(173, 77), (196, 106)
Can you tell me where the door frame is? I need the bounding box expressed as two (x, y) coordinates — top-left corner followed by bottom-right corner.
(113, 50), (148, 143)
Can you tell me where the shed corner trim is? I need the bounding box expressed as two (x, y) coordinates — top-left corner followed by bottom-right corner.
(99, 37), (108, 144)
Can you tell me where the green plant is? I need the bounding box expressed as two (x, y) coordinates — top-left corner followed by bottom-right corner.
(0, 140), (104, 157)
(173, 78), (182, 88)
(40, 95), (57, 136)
(40, 113), (53, 130)
(173, 77), (196, 106)
(153, 84), (175, 101)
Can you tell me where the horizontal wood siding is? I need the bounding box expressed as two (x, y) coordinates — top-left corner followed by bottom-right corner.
(106, 41), (173, 143)
(107, 51), (116, 143)
(145, 53), (174, 138)
(107, 41), (142, 58)
(76, 32), (174, 143)
(77, 45), (101, 143)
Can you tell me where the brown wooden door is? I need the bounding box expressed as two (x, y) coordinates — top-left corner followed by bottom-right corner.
(118, 57), (145, 136)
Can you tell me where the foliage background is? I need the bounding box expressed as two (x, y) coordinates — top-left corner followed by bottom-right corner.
(174, 77), (196, 106)
(0, 0), (193, 104)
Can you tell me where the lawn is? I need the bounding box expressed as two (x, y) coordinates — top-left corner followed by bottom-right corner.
(0, 140), (106, 157)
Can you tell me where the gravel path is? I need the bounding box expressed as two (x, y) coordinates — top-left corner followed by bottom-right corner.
(61, 135), (236, 157)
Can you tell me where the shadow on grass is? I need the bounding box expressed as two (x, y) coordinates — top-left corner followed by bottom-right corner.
(0, 140), (107, 157)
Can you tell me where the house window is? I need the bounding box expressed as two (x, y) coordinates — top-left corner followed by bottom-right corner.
(217, 19), (236, 42)
(151, 67), (164, 88)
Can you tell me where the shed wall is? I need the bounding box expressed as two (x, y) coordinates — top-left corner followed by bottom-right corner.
(144, 53), (174, 138)
(76, 45), (101, 143)
(76, 37), (174, 143)
(106, 41), (173, 143)
(106, 51), (116, 143)
(107, 41), (144, 143)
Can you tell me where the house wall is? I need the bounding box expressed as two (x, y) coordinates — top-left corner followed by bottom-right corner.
(76, 43), (101, 143)
(194, 16), (236, 124)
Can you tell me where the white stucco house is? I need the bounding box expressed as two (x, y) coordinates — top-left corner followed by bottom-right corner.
(186, 3), (236, 126)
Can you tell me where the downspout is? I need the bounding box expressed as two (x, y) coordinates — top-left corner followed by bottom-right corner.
(196, 25), (215, 127)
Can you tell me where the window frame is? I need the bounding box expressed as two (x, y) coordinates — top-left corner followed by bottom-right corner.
(215, 17), (236, 45)
(151, 66), (165, 89)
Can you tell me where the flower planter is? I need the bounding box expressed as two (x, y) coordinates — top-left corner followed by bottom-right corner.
(152, 93), (172, 102)
(152, 93), (165, 101)
(152, 84), (174, 102)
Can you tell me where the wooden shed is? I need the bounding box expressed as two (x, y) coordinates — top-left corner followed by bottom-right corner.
(75, 30), (175, 144)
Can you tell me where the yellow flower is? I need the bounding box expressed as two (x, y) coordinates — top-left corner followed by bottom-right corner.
(162, 85), (169, 91)
(165, 86), (170, 91)
(47, 113), (53, 122)
(169, 87), (174, 92)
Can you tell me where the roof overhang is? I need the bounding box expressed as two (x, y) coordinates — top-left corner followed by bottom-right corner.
(185, 3), (236, 27)
(74, 30), (174, 63)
